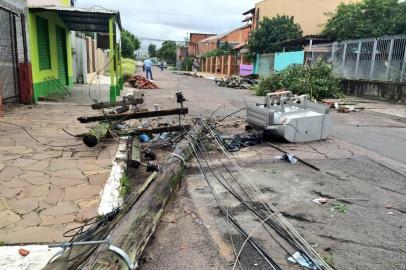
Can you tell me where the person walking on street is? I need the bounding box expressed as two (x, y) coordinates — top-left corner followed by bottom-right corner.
(144, 57), (153, 80)
(160, 59), (165, 71)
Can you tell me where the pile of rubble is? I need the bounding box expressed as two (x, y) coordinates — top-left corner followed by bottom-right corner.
(126, 75), (158, 89)
(215, 76), (257, 89)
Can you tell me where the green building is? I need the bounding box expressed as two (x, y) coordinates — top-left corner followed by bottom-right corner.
(27, 1), (122, 102)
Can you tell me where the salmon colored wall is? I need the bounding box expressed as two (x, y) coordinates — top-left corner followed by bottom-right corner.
(255, 0), (362, 35)
(220, 25), (250, 44)
(188, 33), (215, 56)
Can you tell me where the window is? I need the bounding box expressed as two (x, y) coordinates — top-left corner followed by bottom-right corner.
(36, 16), (51, 70)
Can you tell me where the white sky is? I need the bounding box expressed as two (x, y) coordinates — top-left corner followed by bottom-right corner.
(75, 0), (260, 49)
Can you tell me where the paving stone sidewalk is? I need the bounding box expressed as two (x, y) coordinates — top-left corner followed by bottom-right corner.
(0, 103), (117, 244)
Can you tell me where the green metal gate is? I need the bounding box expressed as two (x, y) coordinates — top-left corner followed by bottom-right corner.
(56, 26), (68, 85)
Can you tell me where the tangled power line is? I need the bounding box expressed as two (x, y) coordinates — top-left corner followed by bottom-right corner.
(184, 120), (335, 270)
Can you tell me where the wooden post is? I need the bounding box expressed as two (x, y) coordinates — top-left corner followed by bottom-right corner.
(82, 122), (111, 147)
(220, 55), (225, 76)
(227, 55), (232, 76)
(209, 57), (213, 74)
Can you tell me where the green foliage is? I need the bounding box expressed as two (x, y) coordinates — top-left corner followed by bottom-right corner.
(181, 57), (194, 71)
(203, 42), (236, 57)
(121, 58), (136, 81)
(0, 240), (4, 246)
(254, 61), (342, 100)
(157, 40), (177, 64)
(330, 202), (349, 214)
(248, 15), (303, 56)
(322, 0), (406, 40)
(148, 43), (157, 58)
(121, 29), (140, 58)
(120, 175), (131, 197)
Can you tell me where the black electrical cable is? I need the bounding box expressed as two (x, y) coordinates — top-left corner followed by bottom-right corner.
(216, 107), (246, 124)
(0, 121), (83, 148)
(194, 137), (308, 267)
(188, 136), (283, 270)
(204, 123), (325, 270)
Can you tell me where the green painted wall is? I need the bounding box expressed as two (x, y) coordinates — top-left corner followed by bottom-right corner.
(29, 11), (73, 100)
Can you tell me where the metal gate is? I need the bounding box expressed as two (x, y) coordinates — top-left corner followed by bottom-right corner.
(0, 6), (20, 102)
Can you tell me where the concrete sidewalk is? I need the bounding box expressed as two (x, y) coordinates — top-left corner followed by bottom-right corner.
(0, 94), (118, 243)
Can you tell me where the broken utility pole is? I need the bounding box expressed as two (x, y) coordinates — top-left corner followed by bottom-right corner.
(78, 107), (189, 123)
(43, 126), (201, 270)
(82, 121), (112, 147)
(91, 97), (144, 110)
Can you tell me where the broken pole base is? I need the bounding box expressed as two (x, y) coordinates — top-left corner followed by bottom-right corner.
(83, 122), (111, 147)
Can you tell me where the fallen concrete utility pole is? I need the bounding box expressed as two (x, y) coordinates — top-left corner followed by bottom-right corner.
(91, 98), (144, 110)
(43, 127), (200, 270)
(78, 107), (189, 123)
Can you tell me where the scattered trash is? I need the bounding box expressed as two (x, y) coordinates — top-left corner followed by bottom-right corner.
(384, 204), (393, 209)
(276, 153), (298, 165)
(312, 198), (328, 204)
(18, 248), (30, 257)
(287, 251), (318, 270)
(126, 75), (158, 89)
(215, 76), (257, 89)
(330, 202), (348, 214)
(218, 132), (262, 152)
(139, 133), (150, 143)
(387, 211), (395, 215)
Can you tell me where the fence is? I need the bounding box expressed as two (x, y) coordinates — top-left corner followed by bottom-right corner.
(0, 6), (24, 103)
(311, 35), (406, 82)
(200, 54), (252, 77)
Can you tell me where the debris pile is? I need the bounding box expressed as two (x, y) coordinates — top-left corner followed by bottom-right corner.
(126, 75), (158, 89)
(215, 76), (257, 89)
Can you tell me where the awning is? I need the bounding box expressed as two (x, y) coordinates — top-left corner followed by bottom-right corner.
(242, 8), (255, 15)
(28, 6), (121, 33)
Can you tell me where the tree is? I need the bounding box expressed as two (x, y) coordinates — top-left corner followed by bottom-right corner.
(157, 41), (177, 64)
(322, 0), (406, 40)
(247, 15), (303, 56)
(121, 29), (140, 58)
(148, 44), (157, 58)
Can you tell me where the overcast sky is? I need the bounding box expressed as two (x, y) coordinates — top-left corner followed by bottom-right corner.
(76, 0), (260, 49)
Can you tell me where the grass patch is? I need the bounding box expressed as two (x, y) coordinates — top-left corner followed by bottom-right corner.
(330, 202), (348, 214)
(120, 175), (131, 197)
(0, 240), (5, 246)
